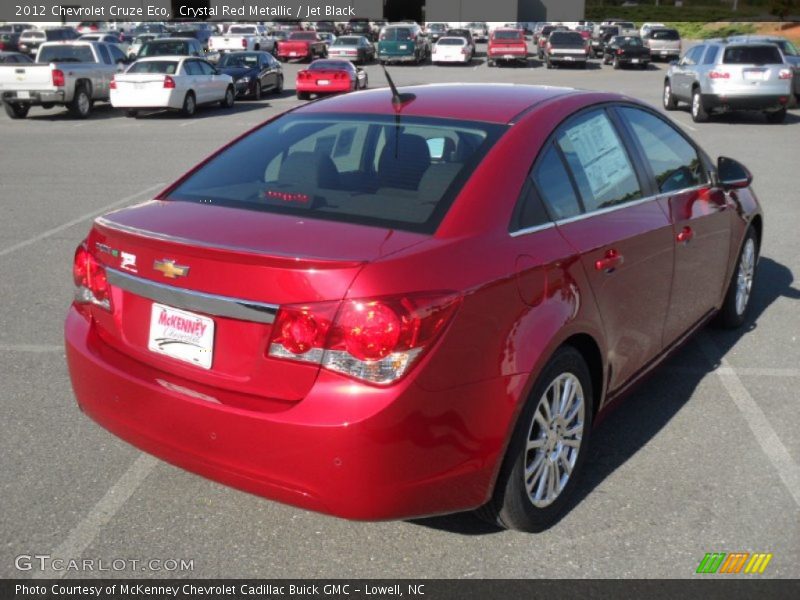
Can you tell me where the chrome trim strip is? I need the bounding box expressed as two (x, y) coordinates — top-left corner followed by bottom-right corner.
(509, 222), (556, 238)
(106, 269), (279, 325)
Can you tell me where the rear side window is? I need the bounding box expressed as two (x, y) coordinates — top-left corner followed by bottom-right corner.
(723, 45), (783, 64)
(166, 114), (506, 233)
(703, 45), (719, 65)
(183, 60), (201, 75)
(532, 145), (582, 220)
(556, 110), (643, 213)
(618, 107), (707, 194)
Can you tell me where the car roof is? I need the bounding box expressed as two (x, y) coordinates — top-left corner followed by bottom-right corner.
(135, 55), (190, 62)
(296, 84), (595, 124)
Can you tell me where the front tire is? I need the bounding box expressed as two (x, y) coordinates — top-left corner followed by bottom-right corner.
(4, 101), (29, 119)
(715, 227), (759, 329)
(68, 86), (92, 119)
(220, 86), (235, 109)
(478, 346), (594, 532)
(691, 88), (709, 123)
(663, 80), (678, 111)
(297, 91), (310, 100)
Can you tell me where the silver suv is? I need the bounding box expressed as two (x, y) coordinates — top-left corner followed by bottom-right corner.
(664, 40), (793, 123)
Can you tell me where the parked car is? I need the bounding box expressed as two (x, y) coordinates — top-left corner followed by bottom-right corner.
(110, 56), (234, 117)
(0, 23), (34, 34)
(639, 22), (666, 38)
(0, 32), (20, 52)
(128, 34), (167, 58)
(664, 41), (793, 123)
(216, 51), (283, 100)
(79, 33), (129, 53)
(314, 21), (337, 35)
(169, 28), (213, 51)
(466, 22), (489, 42)
(727, 35), (800, 103)
(295, 58), (367, 99)
(346, 18), (375, 42)
(603, 35), (650, 69)
(132, 23), (170, 36)
(536, 25), (567, 59)
(208, 24), (275, 55)
(487, 28), (528, 66)
(590, 25), (620, 57)
(137, 38), (205, 59)
(76, 22), (109, 34)
(544, 30), (589, 69)
(432, 37), (473, 65)
(0, 51), (32, 64)
(18, 27), (78, 57)
(378, 24), (428, 65)
(328, 35), (375, 64)
(644, 27), (681, 62)
(603, 20), (637, 36)
(446, 29), (476, 55)
(277, 31), (327, 62)
(65, 83), (763, 532)
(425, 23), (449, 43)
(0, 41), (127, 119)
(318, 33), (337, 47)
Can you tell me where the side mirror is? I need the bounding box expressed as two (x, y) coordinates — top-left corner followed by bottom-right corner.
(717, 156), (752, 190)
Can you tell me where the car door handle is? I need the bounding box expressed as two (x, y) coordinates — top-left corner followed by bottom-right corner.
(595, 249), (624, 272)
(677, 226), (694, 243)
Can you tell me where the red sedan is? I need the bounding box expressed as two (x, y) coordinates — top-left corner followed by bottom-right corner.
(65, 84), (762, 531)
(296, 59), (368, 100)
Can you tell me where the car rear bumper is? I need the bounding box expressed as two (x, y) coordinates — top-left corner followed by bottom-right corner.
(65, 308), (519, 520)
(378, 53), (418, 63)
(548, 53), (588, 63)
(110, 88), (183, 110)
(702, 93), (790, 111)
(278, 50), (311, 59)
(2, 90), (65, 105)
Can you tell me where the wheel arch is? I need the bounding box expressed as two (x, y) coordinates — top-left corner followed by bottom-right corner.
(561, 333), (604, 418)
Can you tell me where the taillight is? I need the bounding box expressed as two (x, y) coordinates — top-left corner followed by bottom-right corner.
(779, 69), (793, 80)
(52, 69), (65, 87)
(268, 293), (461, 385)
(163, 75), (175, 88)
(709, 71), (730, 79)
(73, 242), (112, 311)
(109, 77), (116, 90)
(617, 49), (624, 55)
(241, 38), (247, 48)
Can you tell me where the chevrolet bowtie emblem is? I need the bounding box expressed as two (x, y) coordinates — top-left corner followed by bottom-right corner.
(153, 259), (190, 279)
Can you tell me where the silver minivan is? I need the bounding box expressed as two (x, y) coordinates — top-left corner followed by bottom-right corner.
(664, 41), (794, 123)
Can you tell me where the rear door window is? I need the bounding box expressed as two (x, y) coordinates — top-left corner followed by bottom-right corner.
(617, 107), (708, 193)
(702, 45), (719, 65)
(555, 110), (643, 212)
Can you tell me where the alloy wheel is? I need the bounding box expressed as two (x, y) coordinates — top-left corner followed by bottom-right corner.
(735, 238), (756, 316)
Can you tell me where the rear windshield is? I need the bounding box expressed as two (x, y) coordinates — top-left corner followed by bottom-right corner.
(493, 30), (522, 40)
(127, 60), (178, 74)
(219, 53), (260, 68)
(309, 60), (349, 70)
(228, 26), (256, 35)
(616, 36), (643, 47)
(134, 35), (155, 43)
(650, 29), (679, 40)
(438, 38), (465, 46)
(333, 37), (360, 45)
(549, 32), (584, 45)
(166, 114), (506, 233)
(381, 28), (413, 41)
(723, 45), (783, 65)
(37, 45), (95, 63)
(23, 31), (46, 40)
(290, 32), (317, 41)
(448, 30), (470, 37)
(139, 41), (189, 56)
(429, 24), (447, 31)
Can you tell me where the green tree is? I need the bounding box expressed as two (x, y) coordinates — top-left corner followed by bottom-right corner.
(771, 0), (798, 20)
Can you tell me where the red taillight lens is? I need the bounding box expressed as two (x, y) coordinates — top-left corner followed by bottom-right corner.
(163, 75), (175, 88)
(52, 69), (65, 87)
(617, 49), (624, 55)
(268, 293), (461, 385)
(709, 71), (730, 79)
(779, 69), (793, 80)
(72, 243), (112, 311)
(242, 38), (248, 48)
(109, 77), (116, 90)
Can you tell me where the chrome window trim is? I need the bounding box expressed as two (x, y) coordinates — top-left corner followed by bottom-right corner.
(106, 268), (279, 325)
(509, 222), (556, 238)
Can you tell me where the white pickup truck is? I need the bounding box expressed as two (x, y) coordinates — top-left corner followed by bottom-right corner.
(0, 41), (129, 119)
(208, 25), (276, 54)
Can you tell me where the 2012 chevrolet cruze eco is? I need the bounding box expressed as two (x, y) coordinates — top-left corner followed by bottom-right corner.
(65, 84), (763, 531)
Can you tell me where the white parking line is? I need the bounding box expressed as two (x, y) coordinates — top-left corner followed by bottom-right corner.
(31, 454), (158, 580)
(0, 183), (164, 259)
(697, 333), (800, 507)
(0, 344), (64, 353)
(666, 366), (800, 378)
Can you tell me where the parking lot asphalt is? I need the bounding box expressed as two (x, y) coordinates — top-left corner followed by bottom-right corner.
(1, 46), (799, 579)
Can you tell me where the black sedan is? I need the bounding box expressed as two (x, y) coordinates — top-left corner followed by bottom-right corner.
(217, 51), (284, 100)
(603, 35), (650, 69)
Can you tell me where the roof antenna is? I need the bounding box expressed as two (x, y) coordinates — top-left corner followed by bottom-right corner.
(381, 64), (415, 107)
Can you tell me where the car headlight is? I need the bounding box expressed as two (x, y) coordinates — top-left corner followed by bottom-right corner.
(239, 77), (250, 83)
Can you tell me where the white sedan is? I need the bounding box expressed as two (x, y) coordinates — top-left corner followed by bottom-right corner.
(110, 56), (235, 118)
(432, 37), (473, 65)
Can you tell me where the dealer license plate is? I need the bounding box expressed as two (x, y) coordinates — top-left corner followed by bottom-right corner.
(148, 303), (214, 369)
(17, 91), (30, 99)
(318, 79), (330, 86)
(632, 58), (640, 63)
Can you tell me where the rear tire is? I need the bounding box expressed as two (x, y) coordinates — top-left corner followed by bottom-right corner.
(477, 346), (594, 532)
(68, 85), (92, 119)
(3, 101), (29, 119)
(181, 92), (196, 117)
(765, 108), (786, 124)
(220, 86), (235, 108)
(297, 91), (309, 100)
(125, 109), (138, 118)
(691, 88), (709, 123)
(715, 227), (759, 329)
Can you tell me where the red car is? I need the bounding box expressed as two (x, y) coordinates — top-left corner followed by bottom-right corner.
(66, 85), (762, 531)
(487, 28), (528, 66)
(296, 59), (368, 100)
(276, 31), (327, 62)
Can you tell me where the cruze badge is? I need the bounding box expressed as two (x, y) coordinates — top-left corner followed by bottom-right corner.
(153, 259), (190, 279)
